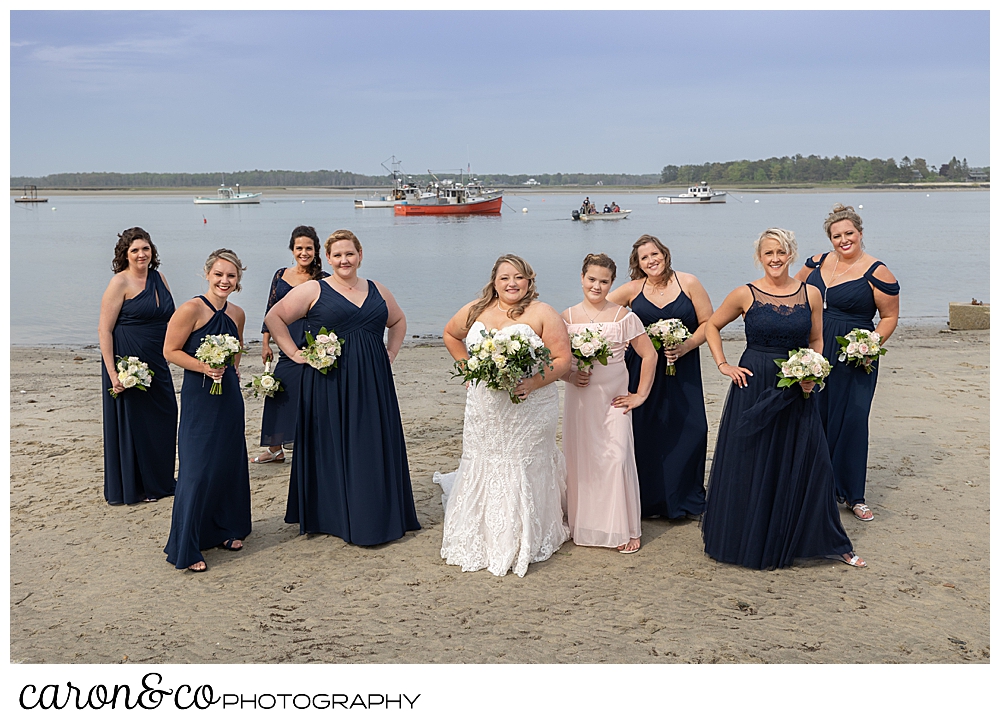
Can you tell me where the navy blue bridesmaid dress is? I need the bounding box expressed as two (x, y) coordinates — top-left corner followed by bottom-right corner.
(804, 253), (900, 506)
(625, 279), (708, 518)
(701, 283), (854, 570)
(285, 280), (420, 545)
(164, 297), (252, 569)
(258, 268), (329, 448)
(102, 269), (177, 505)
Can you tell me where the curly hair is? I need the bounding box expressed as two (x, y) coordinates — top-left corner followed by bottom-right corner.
(823, 204), (864, 238)
(582, 253), (617, 282)
(753, 228), (798, 268)
(204, 248), (247, 293)
(112, 227), (160, 273)
(289, 225), (324, 280)
(465, 254), (540, 329)
(628, 234), (673, 282)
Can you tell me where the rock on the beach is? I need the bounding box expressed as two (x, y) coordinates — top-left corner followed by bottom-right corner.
(949, 302), (990, 330)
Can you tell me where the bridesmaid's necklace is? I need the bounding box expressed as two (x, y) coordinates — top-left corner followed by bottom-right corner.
(582, 300), (609, 323)
(647, 274), (670, 297)
(824, 253), (864, 309)
(333, 275), (361, 293)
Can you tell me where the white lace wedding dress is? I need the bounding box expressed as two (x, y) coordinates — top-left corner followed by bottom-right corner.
(435, 322), (570, 577)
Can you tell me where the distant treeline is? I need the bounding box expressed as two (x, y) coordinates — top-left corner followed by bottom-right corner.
(11, 157), (988, 189)
(661, 155), (989, 185)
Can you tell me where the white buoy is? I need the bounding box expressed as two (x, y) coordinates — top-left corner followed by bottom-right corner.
(522, 207), (528, 213)
(858, 204), (863, 209)
(51, 207), (56, 211)
(927, 194), (930, 197)
(754, 199), (759, 204)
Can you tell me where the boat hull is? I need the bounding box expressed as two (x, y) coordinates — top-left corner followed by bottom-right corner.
(354, 199), (395, 208)
(657, 194), (726, 204)
(194, 195), (261, 205)
(394, 196), (502, 215)
(579, 210), (631, 221)
(14, 198), (48, 203)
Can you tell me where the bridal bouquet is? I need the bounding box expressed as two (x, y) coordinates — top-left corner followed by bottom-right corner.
(108, 355), (153, 398)
(836, 328), (886, 374)
(245, 359), (283, 399)
(570, 328), (611, 371)
(645, 318), (691, 375)
(453, 327), (553, 404)
(195, 333), (245, 394)
(774, 347), (831, 399)
(301, 327), (343, 374)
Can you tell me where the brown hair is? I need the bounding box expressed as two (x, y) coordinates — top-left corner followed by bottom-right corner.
(289, 225), (324, 280)
(325, 229), (363, 258)
(582, 253), (617, 282)
(465, 254), (540, 329)
(823, 204), (864, 238)
(204, 248), (246, 293)
(628, 234), (673, 282)
(112, 227), (160, 273)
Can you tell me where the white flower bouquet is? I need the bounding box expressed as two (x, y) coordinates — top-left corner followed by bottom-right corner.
(194, 333), (245, 395)
(645, 318), (691, 375)
(453, 327), (554, 404)
(774, 347), (832, 399)
(109, 355), (153, 399)
(570, 328), (611, 371)
(245, 359), (283, 399)
(836, 328), (886, 374)
(301, 327), (343, 374)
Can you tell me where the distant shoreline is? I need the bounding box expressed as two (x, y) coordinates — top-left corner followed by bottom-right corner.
(8, 183), (989, 197)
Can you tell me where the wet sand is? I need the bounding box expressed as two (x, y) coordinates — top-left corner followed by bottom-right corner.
(9, 326), (989, 664)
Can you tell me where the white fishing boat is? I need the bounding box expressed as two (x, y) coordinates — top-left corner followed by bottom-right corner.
(355, 156), (433, 208)
(194, 184), (262, 205)
(575, 209), (631, 221)
(657, 183), (726, 204)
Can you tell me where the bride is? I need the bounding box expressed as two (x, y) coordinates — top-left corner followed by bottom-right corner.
(436, 254), (572, 577)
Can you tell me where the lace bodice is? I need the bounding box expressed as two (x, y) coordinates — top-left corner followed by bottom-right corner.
(744, 283), (811, 351)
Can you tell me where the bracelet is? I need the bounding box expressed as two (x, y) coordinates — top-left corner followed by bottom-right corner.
(716, 361), (727, 369)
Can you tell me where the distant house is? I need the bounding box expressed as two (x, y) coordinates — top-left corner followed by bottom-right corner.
(523, 178), (540, 186)
(967, 168), (989, 182)
(911, 169), (924, 180)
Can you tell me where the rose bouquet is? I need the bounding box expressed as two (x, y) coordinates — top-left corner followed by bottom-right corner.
(774, 347), (832, 399)
(108, 355), (153, 398)
(245, 359), (283, 399)
(453, 327), (553, 404)
(836, 328), (886, 374)
(645, 318), (691, 375)
(570, 328), (611, 371)
(301, 327), (343, 374)
(194, 333), (245, 394)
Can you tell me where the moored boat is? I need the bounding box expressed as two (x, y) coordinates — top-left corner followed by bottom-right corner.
(355, 156), (432, 208)
(657, 183), (726, 204)
(13, 185), (47, 204)
(572, 209), (631, 221)
(394, 173), (502, 216)
(194, 184), (262, 205)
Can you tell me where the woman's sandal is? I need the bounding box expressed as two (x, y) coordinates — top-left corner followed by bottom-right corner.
(250, 448), (285, 464)
(851, 503), (874, 522)
(219, 539), (243, 551)
(618, 539), (641, 554)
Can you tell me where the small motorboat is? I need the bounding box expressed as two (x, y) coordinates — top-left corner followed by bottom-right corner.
(572, 209), (630, 221)
(194, 184), (262, 205)
(657, 182), (726, 204)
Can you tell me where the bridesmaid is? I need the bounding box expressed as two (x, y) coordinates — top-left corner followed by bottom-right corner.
(607, 234), (713, 520)
(701, 228), (864, 570)
(163, 249), (251, 572)
(265, 229), (420, 546)
(98, 227), (177, 505)
(251, 225), (330, 464)
(795, 204), (899, 521)
(562, 254), (657, 553)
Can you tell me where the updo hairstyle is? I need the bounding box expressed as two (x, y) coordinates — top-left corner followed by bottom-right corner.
(582, 253), (617, 282)
(204, 248), (246, 292)
(753, 228), (798, 268)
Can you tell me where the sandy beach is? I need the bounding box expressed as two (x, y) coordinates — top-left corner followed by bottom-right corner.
(9, 325), (989, 665)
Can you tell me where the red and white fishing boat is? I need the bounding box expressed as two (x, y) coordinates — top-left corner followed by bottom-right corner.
(394, 173), (502, 216)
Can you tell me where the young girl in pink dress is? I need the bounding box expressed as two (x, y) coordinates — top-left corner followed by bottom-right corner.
(562, 254), (658, 553)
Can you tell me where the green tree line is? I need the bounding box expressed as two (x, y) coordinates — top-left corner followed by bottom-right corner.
(660, 155), (988, 185)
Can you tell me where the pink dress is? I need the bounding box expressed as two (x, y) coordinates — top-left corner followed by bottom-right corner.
(564, 308), (645, 548)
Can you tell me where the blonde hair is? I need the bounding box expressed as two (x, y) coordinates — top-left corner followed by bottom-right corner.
(325, 229), (363, 257)
(753, 228), (798, 268)
(204, 248), (246, 292)
(628, 234), (673, 282)
(465, 254), (539, 329)
(823, 204), (864, 238)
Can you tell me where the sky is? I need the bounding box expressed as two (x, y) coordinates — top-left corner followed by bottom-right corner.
(9, 9), (990, 177)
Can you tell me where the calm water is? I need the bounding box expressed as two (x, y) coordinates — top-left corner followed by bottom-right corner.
(9, 190), (989, 345)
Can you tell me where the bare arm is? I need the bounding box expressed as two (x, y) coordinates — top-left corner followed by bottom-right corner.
(229, 305), (246, 375)
(612, 332), (657, 413)
(515, 304), (572, 396)
(871, 264), (900, 343)
(793, 255), (822, 284)
(443, 302), (476, 362)
(806, 286), (824, 352)
(163, 301), (224, 381)
(706, 286), (754, 388)
(669, 272), (714, 363)
(261, 332), (273, 364)
(606, 279), (641, 309)
(263, 280), (321, 363)
(374, 281), (406, 364)
(98, 276), (127, 392)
